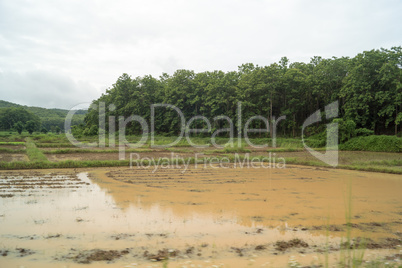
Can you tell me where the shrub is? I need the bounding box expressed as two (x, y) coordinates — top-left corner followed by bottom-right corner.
(339, 135), (402, 152)
(14, 121), (24, 134)
(354, 128), (374, 137)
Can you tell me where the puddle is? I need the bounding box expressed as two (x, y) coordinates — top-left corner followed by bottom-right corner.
(0, 166), (401, 267)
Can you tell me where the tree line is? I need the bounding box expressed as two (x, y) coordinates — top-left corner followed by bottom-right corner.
(0, 107), (43, 134)
(0, 101), (86, 134)
(82, 47), (401, 138)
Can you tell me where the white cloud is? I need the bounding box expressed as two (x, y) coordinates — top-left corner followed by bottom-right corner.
(0, 70), (98, 109)
(0, 0), (401, 108)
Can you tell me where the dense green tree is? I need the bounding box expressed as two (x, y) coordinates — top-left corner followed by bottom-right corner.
(26, 120), (39, 134)
(14, 121), (24, 134)
(54, 126), (61, 134)
(82, 47), (401, 138)
(0, 107), (41, 132)
(41, 127), (48, 134)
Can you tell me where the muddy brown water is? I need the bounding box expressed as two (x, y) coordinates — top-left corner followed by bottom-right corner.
(0, 165), (401, 267)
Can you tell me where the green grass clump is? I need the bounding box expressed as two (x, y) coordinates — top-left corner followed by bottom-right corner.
(45, 148), (154, 154)
(36, 143), (77, 148)
(276, 138), (305, 148)
(45, 148), (92, 154)
(0, 159), (131, 170)
(25, 138), (48, 162)
(145, 135), (212, 147)
(0, 141), (25, 145)
(283, 157), (329, 167)
(33, 133), (68, 143)
(340, 135), (402, 152)
(267, 148), (304, 152)
(45, 148), (113, 154)
(223, 146), (251, 153)
(164, 148), (193, 153)
(0, 148), (26, 153)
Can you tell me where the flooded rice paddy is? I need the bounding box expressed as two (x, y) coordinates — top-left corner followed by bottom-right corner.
(0, 165), (401, 267)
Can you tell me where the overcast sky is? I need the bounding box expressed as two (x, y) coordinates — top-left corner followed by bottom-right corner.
(0, 0), (401, 109)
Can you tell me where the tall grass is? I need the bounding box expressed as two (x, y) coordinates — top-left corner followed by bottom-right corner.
(361, 159), (402, 166)
(283, 157), (402, 174)
(340, 135), (402, 152)
(0, 160), (131, 170)
(338, 180), (366, 268)
(0, 148), (26, 153)
(164, 148), (193, 153)
(44, 148), (154, 154)
(0, 141), (25, 145)
(25, 138), (48, 162)
(33, 133), (69, 143)
(35, 143), (77, 148)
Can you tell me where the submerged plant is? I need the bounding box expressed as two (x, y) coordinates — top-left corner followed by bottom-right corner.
(339, 180), (366, 268)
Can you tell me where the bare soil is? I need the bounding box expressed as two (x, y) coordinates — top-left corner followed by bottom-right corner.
(0, 153), (28, 162)
(0, 166), (401, 267)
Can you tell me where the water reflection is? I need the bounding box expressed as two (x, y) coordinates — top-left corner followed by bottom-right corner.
(0, 169), (342, 257)
(2, 167), (400, 267)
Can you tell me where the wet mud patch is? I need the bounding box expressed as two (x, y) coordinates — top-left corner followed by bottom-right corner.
(62, 248), (130, 264)
(342, 237), (402, 249)
(275, 238), (309, 252)
(111, 233), (136, 240)
(230, 247), (246, 256)
(0, 170), (84, 197)
(0, 249), (8, 256)
(143, 248), (180, 261)
(0, 167), (401, 267)
(16, 247), (35, 257)
(0, 248), (36, 258)
(385, 253), (402, 261)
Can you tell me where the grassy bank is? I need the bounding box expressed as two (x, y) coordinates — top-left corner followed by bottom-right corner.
(0, 133), (400, 173)
(340, 135), (402, 152)
(1, 153), (401, 174)
(0, 160), (131, 170)
(43, 148), (154, 154)
(25, 137), (48, 162)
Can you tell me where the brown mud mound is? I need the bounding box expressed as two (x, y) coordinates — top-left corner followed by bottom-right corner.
(343, 237), (402, 249)
(275, 238), (309, 252)
(143, 248), (180, 261)
(65, 249), (130, 264)
(0, 248), (35, 257)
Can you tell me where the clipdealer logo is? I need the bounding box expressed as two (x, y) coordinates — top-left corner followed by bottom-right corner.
(64, 101), (339, 170)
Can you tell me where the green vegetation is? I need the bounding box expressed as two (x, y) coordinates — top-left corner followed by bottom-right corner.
(82, 47), (401, 138)
(340, 135), (402, 152)
(0, 160), (130, 170)
(0, 147), (25, 153)
(14, 121), (24, 134)
(25, 137), (48, 162)
(164, 148), (193, 153)
(0, 141), (25, 145)
(206, 143), (252, 154)
(36, 143), (77, 148)
(0, 100), (85, 132)
(0, 130), (401, 174)
(0, 107), (41, 133)
(44, 148), (153, 154)
(1, 152), (401, 174)
(340, 182), (363, 268)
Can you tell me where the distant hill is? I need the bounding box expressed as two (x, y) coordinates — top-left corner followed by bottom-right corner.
(0, 100), (86, 131)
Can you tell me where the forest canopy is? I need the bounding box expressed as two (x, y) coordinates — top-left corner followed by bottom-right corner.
(81, 47), (401, 138)
(0, 100), (86, 133)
